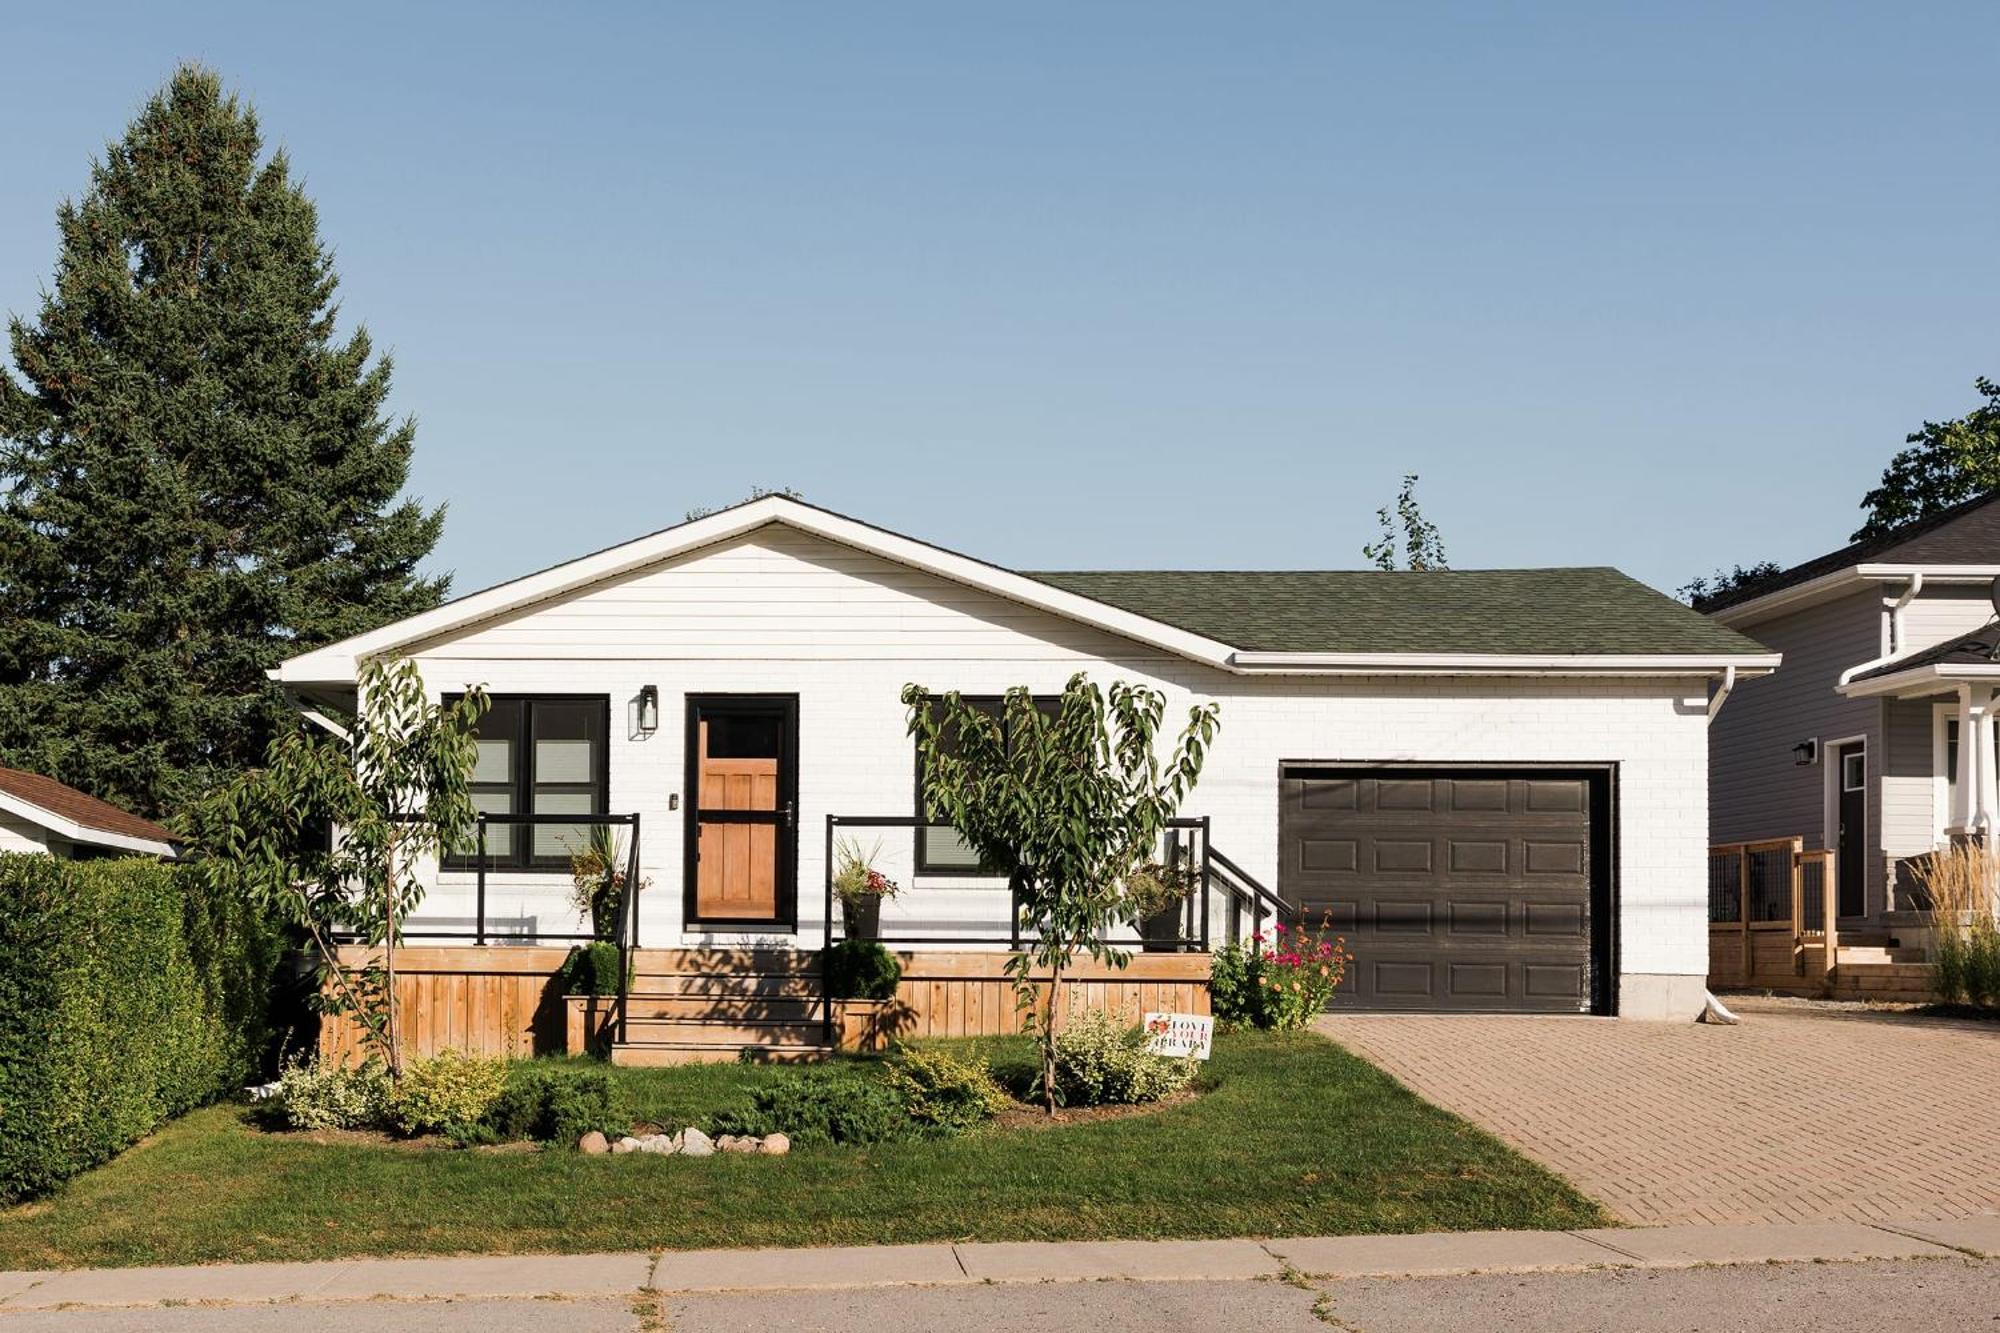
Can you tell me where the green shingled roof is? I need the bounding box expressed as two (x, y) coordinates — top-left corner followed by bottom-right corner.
(1026, 568), (1771, 656)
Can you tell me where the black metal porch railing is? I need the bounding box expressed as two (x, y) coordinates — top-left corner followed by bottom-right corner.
(819, 813), (1296, 1045)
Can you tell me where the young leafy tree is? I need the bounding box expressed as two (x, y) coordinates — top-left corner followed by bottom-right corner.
(1362, 473), (1449, 570)
(184, 658), (486, 1076)
(1678, 560), (1784, 607)
(1853, 377), (2000, 541)
(903, 674), (1219, 1112)
(0, 65), (447, 819)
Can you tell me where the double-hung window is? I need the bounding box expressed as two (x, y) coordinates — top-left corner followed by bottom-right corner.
(451, 695), (608, 869)
(912, 694), (1061, 873)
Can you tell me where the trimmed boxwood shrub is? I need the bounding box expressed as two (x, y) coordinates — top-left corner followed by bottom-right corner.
(824, 939), (901, 1000)
(0, 854), (282, 1202)
(559, 941), (626, 996)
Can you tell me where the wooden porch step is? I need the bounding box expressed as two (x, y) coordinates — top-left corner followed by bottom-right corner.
(1837, 946), (1927, 966)
(628, 947), (820, 977)
(617, 995), (823, 1022)
(609, 1041), (832, 1067)
(623, 974), (825, 999)
(617, 1016), (828, 1046)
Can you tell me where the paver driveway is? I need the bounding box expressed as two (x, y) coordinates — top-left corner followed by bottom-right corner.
(1317, 1000), (2000, 1226)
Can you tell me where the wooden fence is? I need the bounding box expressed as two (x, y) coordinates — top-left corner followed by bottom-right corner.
(1706, 838), (1837, 994)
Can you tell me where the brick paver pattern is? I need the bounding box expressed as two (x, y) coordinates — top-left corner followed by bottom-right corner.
(1317, 1003), (2000, 1226)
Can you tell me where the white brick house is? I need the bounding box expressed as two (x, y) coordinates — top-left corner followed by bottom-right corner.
(275, 496), (1775, 1022)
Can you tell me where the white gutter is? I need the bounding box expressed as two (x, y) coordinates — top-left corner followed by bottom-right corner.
(1838, 662), (2000, 700)
(1225, 651), (1781, 677)
(1706, 664), (1737, 720)
(1712, 562), (2000, 628)
(1837, 573), (1924, 688)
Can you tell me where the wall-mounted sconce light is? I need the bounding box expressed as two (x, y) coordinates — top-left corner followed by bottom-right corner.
(1792, 738), (1819, 767)
(637, 684), (660, 735)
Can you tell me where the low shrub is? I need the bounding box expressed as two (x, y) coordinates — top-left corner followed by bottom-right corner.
(1046, 1008), (1196, 1107)
(269, 1060), (390, 1131)
(884, 1044), (1009, 1131)
(386, 1049), (508, 1139)
(1208, 943), (1256, 1031)
(0, 854), (283, 1203)
(559, 942), (626, 996)
(1935, 918), (2000, 1007)
(488, 1061), (620, 1145)
(708, 1067), (913, 1148)
(824, 939), (901, 1000)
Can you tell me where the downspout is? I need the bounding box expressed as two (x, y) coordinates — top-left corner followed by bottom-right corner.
(1837, 573), (1924, 688)
(1706, 664), (1738, 721)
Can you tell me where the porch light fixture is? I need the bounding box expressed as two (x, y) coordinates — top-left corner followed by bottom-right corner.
(1792, 739), (1819, 767)
(637, 685), (660, 735)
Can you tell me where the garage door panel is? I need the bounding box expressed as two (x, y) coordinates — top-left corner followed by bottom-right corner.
(1281, 769), (1598, 1013)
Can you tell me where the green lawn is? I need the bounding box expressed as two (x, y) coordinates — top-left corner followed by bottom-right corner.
(0, 1031), (1605, 1269)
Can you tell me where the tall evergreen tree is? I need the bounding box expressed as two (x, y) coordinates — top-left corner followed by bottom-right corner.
(0, 66), (447, 817)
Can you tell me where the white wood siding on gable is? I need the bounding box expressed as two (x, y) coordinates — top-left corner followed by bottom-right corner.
(400, 522), (1717, 990)
(0, 810), (50, 854)
(417, 525), (1161, 664)
(1900, 586), (1998, 651)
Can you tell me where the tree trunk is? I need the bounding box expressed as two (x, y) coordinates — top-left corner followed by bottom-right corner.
(384, 829), (401, 1079)
(1042, 953), (1063, 1115)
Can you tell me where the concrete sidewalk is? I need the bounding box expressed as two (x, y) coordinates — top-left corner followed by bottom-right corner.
(3, 1217), (1997, 1312)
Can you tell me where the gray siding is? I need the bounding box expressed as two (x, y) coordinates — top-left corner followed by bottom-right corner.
(1709, 589), (1887, 912)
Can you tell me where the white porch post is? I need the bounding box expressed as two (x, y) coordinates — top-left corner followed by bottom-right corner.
(1952, 684), (1984, 832)
(1980, 688), (2000, 839)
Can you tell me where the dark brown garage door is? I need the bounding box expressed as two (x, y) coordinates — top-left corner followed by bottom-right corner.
(1279, 769), (1603, 1013)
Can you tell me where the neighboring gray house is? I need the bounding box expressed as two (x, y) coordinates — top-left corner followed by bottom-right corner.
(1702, 491), (2000, 928)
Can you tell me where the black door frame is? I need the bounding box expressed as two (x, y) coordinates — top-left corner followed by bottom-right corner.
(1276, 761), (1620, 1017)
(683, 693), (801, 931)
(1833, 740), (1867, 919)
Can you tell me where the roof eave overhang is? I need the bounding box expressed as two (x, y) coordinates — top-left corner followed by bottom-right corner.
(1226, 651), (1782, 678)
(1711, 564), (2000, 627)
(1837, 662), (2000, 699)
(0, 790), (176, 858)
(273, 498), (1243, 686)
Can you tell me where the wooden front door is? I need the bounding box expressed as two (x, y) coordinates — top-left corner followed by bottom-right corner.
(685, 696), (797, 926)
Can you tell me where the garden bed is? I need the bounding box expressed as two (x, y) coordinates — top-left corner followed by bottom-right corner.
(0, 1032), (1606, 1269)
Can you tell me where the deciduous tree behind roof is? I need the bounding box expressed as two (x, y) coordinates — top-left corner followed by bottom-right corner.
(0, 65), (448, 817)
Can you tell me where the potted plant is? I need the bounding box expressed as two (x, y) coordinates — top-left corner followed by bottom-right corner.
(1124, 861), (1194, 952)
(568, 824), (646, 942)
(833, 837), (901, 940)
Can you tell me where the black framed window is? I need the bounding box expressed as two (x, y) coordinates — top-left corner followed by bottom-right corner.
(448, 695), (608, 870)
(913, 694), (1061, 873)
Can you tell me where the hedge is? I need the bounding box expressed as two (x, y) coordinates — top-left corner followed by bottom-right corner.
(0, 854), (281, 1202)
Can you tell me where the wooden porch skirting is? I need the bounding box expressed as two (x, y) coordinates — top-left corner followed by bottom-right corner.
(319, 946), (1213, 1064)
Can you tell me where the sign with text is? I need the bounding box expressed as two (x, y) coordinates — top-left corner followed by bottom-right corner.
(1142, 1011), (1213, 1061)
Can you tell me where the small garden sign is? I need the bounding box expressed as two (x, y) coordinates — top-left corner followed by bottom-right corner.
(1142, 1011), (1213, 1060)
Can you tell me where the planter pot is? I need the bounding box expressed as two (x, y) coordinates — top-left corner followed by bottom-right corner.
(831, 997), (914, 1053)
(565, 993), (617, 1057)
(1140, 900), (1189, 953)
(841, 894), (882, 940)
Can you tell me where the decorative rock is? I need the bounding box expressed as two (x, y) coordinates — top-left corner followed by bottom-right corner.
(637, 1133), (678, 1155)
(680, 1127), (715, 1158)
(759, 1133), (790, 1156)
(721, 1135), (759, 1154)
(578, 1131), (609, 1155)
(612, 1137), (641, 1155)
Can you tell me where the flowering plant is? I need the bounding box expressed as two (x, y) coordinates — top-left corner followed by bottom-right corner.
(832, 836), (902, 910)
(1210, 915), (1352, 1031)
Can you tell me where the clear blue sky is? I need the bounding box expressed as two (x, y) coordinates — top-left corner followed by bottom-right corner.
(3, 2), (1994, 597)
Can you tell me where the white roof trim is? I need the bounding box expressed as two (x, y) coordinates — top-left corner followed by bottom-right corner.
(0, 789), (176, 857)
(1227, 651), (1780, 677)
(1838, 661), (2000, 699)
(274, 498), (1242, 684)
(1710, 563), (2000, 627)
